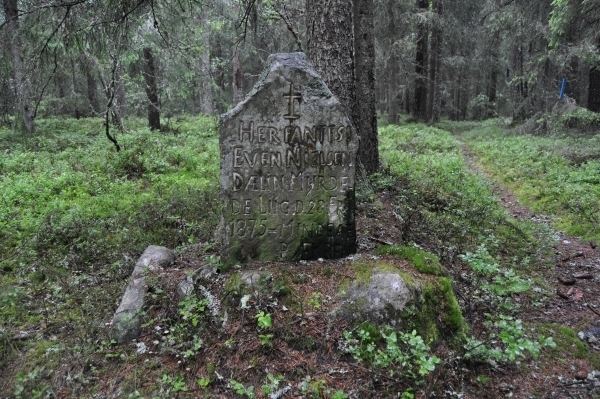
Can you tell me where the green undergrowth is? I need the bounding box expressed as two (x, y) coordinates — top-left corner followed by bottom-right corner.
(456, 120), (600, 243)
(0, 116), (220, 389)
(377, 123), (551, 265)
(0, 117), (563, 396)
(465, 315), (556, 365)
(0, 116), (219, 276)
(555, 107), (600, 131)
(340, 324), (440, 383)
(377, 123), (555, 369)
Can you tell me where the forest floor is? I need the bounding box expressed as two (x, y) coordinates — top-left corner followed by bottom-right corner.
(1, 117), (599, 398)
(457, 139), (600, 398)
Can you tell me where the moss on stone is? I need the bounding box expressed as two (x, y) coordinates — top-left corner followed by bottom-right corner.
(222, 189), (356, 265)
(376, 244), (444, 276)
(413, 277), (468, 344)
(412, 276), (467, 343)
(341, 259), (468, 345)
(438, 278), (468, 337)
(291, 189), (356, 260)
(339, 260), (404, 295)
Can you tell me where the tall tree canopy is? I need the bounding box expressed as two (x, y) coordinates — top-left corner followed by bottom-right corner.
(1, 0), (599, 136)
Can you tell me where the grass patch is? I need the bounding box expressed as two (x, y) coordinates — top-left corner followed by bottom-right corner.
(537, 323), (600, 370)
(378, 123), (550, 266)
(0, 117), (561, 396)
(0, 115), (220, 396)
(453, 121), (600, 243)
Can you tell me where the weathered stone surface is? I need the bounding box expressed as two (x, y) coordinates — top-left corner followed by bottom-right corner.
(111, 245), (174, 343)
(240, 270), (273, 288)
(177, 276), (195, 298)
(133, 245), (175, 274)
(219, 52), (358, 265)
(338, 271), (413, 325)
(176, 265), (218, 299)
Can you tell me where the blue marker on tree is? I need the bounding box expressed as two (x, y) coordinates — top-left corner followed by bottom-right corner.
(559, 78), (567, 99)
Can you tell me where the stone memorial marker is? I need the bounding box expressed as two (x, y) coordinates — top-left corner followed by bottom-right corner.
(219, 52), (358, 264)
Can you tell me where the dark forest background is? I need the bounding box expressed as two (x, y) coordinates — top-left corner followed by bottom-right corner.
(2, 0), (599, 134)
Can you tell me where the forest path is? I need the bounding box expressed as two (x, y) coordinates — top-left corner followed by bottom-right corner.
(458, 139), (600, 395)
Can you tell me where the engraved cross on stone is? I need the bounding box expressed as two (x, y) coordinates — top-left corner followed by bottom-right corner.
(283, 82), (302, 125)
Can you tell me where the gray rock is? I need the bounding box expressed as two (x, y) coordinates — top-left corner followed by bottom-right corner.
(552, 96), (577, 115)
(240, 270), (273, 288)
(337, 271), (413, 325)
(177, 276), (195, 298)
(133, 245), (175, 276)
(196, 265), (218, 280)
(177, 264), (219, 299)
(579, 327), (600, 344)
(111, 245), (174, 343)
(219, 52), (359, 265)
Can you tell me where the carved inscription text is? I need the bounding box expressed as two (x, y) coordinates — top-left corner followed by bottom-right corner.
(220, 54), (358, 264)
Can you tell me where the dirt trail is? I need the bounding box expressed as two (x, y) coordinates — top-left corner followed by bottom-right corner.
(460, 142), (600, 398)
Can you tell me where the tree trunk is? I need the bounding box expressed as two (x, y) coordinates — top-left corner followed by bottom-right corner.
(427, 0), (443, 122)
(81, 55), (100, 114)
(232, 47), (244, 105)
(488, 69), (498, 103)
(386, 0), (401, 124)
(460, 70), (468, 120)
(306, 0), (355, 116)
(55, 62), (70, 116)
(197, 43), (214, 115)
(142, 47), (161, 131)
(70, 58), (84, 118)
(3, 0), (35, 133)
(113, 64), (126, 129)
(413, 0), (429, 121)
(353, 0), (379, 173)
(589, 66), (600, 112)
(197, 11), (214, 114)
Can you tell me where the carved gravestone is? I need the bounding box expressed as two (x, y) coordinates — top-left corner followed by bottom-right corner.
(219, 52), (358, 265)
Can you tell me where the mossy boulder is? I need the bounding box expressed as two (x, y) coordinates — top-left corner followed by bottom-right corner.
(341, 269), (413, 322)
(376, 244), (445, 276)
(334, 260), (467, 344)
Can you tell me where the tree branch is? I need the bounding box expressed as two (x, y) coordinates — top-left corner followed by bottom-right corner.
(104, 56), (121, 152)
(36, 5), (72, 59)
(273, 3), (303, 52)
(32, 48), (60, 120)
